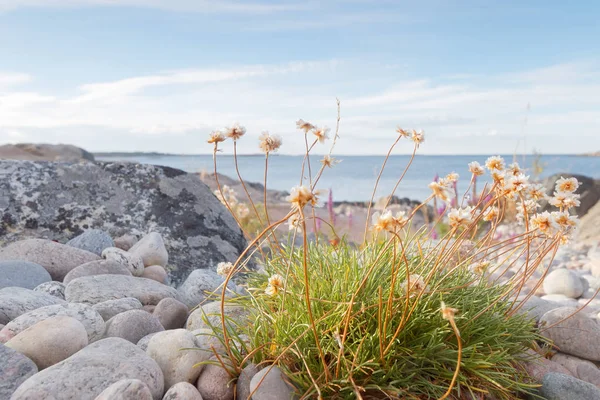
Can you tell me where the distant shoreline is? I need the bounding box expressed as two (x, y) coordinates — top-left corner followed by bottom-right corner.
(94, 152), (594, 158)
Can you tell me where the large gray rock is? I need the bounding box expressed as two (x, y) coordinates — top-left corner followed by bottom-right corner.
(178, 269), (237, 309)
(0, 343), (38, 400)
(67, 229), (114, 256)
(65, 275), (182, 305)
(0, 239), (100, 281)
(0, 143), (95, 162)
(551, 352), (600, 387)
(93, 297), (143, 321)
(249, 365), (298, 400)
(63, 259), (132, 285)
(237, 363), (259, 400)
(540, 372), (600, 400)
(104, 310), (164, 344)
(0, 302), (105, 343)
(0, 260), (51, 289)
(0, 287), (65, 325)
(186, 301), (248, 331)
(540, 307), (600, 361)
(11, 337), (164, 400)
(94, 379), (153, 400)
(0, 160), (246, 286)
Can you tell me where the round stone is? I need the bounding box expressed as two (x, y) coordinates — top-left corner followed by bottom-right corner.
(0, 343), (38, 400)
(63, 260), (132, 285)
(0, 287), (65, 325)
(102, 247), (144, 277)
(104, 310), (164, 344)
(162, 382), (203, 400)
(0, 260), (51, 290)
(142, 265), (169, 284)
(249, 365), (298, 400)
(543, 269), (584, 299)
(93, 297), (143, 321)
(129, 232), (169, 268)
(153, 298), (188, 330)
(196, 356), (234, 400)
(33, 281), (66, 300)
(67, 229), (114, 257)
(94, 379), (153, 400)
(186, 301), (248, 331)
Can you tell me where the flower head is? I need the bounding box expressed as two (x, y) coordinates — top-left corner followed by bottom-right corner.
(469, 260), (491, 276)
(551, 211), (578, 229)
(441, 301), (458, 321)
(411, 129), (425, 146)
(485, 156), (505, 172)
(527, 184), (548, 201)
(288, 214), (302, 231)
(445, 172), (459, 183)
(505, 173), (530, 195)
(258, 131), (282, 154)
(296, 119), (315, 133)
(507, 162), (522, 176)
(396, 127), (410, 138)
(555, 177), (580, 193)
(217, 262), (234, 276)
(313, 126), (330, 144)
(531, 211), (558, 235)
(265, 274), (285, 296)
(549, 191), (581, 209)
(429, 181), (450, 202)
(482, 206), (499, 222)
(207, 130), (225, 144)
(287, 185), (319, 210)
(468, 161), (485, 176)
(224, 123), (246, 140)
(320, 154), (340, 168)
(372, 210), (395, 232)
(448, 206), (474, 229)
(400, 274), (429, 297)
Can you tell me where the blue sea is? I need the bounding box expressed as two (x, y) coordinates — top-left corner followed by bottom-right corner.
(95, 154), (600, 202)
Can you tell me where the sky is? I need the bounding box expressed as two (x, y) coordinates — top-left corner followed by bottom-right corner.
(0, 0), (599, 155)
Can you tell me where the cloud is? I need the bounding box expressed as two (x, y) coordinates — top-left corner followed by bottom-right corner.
(0, 72), (32, 88)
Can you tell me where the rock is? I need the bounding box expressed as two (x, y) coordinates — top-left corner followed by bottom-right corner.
(0, 343), (38, 400)
(186, 301), (248, 331)
(102, 247), (144, 277)
(6, 316), (88, 369)
(114, 234), (139, 251)
(0, 239), (100, 281)
(540, 307), (600, 361)
(551, 353), (600, 387)
(196, 356), (234, 400)
(144, 305), (157, 313)
(540, 372), (600, 400)
(249, 365), (298, 400)
(143, 265), (169, 284)
(162, 382), (203, 400)
(543, 269), (585, 298)
(154, 298), (188, 330)
(192, 329), (227, 356)
(137, 332), (161, 352)
(93, 297), (143, 321)
(67, 229), (114, 256)
(95, 379), (153, 400)
(237, 363), (259, 400)
(540, 294), (579, 307)
(146, 329), (208, 389)
(589, 260), (600, 279)
(105, 310), (164, 344)
(130, 232), (169, 268)
(514, 295), (561, 323)
(65, 275), (182, 305)
(540, 173), (600, 216)
(0, 260), (51, 290)
(0, 143), (95, 161)
(10, 337), (164, 400)
(63, 259), (132, 285)
(33, 281), (66, 300)
(0, 302), (105, 344)
(0, 287), (65, 325)
(0, 160), (246, 286)
(178, 269), (237, 309)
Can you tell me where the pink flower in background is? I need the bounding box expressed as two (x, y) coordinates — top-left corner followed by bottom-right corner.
(327, 188), (336, 226)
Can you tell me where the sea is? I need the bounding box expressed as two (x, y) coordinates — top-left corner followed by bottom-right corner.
(95, 154), (600, 202)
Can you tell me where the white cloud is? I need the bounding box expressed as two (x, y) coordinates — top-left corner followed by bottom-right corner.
(0, 72), (32, 88)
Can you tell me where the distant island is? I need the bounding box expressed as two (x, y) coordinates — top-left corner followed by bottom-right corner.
(583, 151), (600, 157)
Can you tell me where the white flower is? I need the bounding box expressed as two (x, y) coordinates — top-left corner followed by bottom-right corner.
(527, 184), (548, 201)
(258, 131), (282, 154)
(448, 206), (474, 229)
(217, 262), (234, 276)
(429, 181), (450, 201)
(482, 206), (499, 222)
(296, 119), (315, 133)
(207, 130), (225, 144)
(485, 156), (505, 171)
(507, 162), (522, 176)
(531, 211), (558, 235)
(313, 126), (330, 144)
(445, 172), (459, 183)
(224, 123), (246, 140)
(505, 173), (530, 194)
(549, 191), (581, 209)
(372, 210), (409, 232)
(400, 274), (429, 297)
(551, 211), (578, 229)
(288, 214), (302, 231)
(320, 154), (340, 168)
(286, 185), (319, 210)
(411, 129), (425, 146)
(396, 127), (410, 138)
(555, 177), (580, 193)
(468, 161), (485, 176)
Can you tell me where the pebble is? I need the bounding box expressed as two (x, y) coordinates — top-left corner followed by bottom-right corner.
(0, 286), (65, 325)
(540, 294), (579, 307)
(543, 269), (585, 298)
(33, 281), (66, 300)
(146, 329), (209, 389)
(0, 302), (105, 344)
(0, 239), (101, 281)
(137, 332), (161, 352)
(186, 301), (248, 331)
(177, 269), (236, 309)
(6, 316), (88, 369)
(93, 297), (143, 321)
(162, 382), (204, 400)
(589, 259), (600, 278)
(0, 260), (51, 290)
(10, 337), (164, 400)
(153, 298), (188, 330)
(114, 234), (139, 251)
(249, 365), (298, 400)
(65, 274), (182, 306)
(196, 356), (234, 400)
(551, 352), (600, 387)
(540, 372), (600, 400)
(67, 229), (115, 256)
(63, 260), (132, 285)
(540, 307), (600, 361)
(102, 247), (145, 277)
(104, 309), (164, 344)
(94, 379), (153, 400)
(129, 232), (169, 268)
(514, 295), (561, 323)
(0, 343), (38, 400)
(237, 363), (259, 400)
(143, 265), (169, 284)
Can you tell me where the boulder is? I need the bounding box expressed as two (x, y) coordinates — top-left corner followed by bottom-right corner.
(540, 307), (600, 361)
(196, 356), (234, 400)
(63, 260), (132, 285)
(143, 265), (169, 284)
(249, 365), (298, 400)
(153, 298), (188, 330)
(93, 297), (143, 321)
(0, 239), (100, 281)
(67, 229), (114, 256)
(10, 337), (164, 400)
(129, 232), (169, 267)
(0, 160), (246, 286)
(540, 174), (600, 217)
(192, 329), (227, 356)
(162, 382), (203, 400)
(33, 281), (66, 300)
(0, 302), (105, 343)
(0, 343), (38, 400)
(578, 201), (600, 245)
(0, 143), (95, 162)
(65, 275), (182, 305)
(0, 287), (65, 325)
(0, 260), (51, 290)
(540, 372), (600, 400)
(186, 301), (248, 331)
(104, 310), (164, 344)
(543, 269), (585, 299)
(94, 379), (153, 400)
(5, 316), (88, 369)
(237, 363), (259, 400)
(178, 269), (237, 309)
(102, 247), (144, 277)
(146, 329), (209, 389)
(551, 352), (600, 387)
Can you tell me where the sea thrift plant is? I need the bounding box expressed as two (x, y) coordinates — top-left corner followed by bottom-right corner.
(201, 107), (581, 399)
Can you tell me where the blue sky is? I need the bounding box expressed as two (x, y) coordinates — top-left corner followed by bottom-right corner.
(0, 0), (599, 155)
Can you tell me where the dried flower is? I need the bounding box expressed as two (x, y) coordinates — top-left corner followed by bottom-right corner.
(549, 191), (581, 209)
(485, 156), (505, 172)
(372, 210), (409, 232)
(258, 131), (282, 154)
(482, 206), (499, 222)
(468, 161), (485, 176)
(217, 262), (234, 276)
(236, 203), (249, 219)
(531, 211), (558, 235)
(440, 301), (458, 321)
(448, 206), (474, 229)
(400, 274), (429, 297)
(411, 129), (425, 146)
(396, 127), (410, 138)
(313, 126), (330, 144)
(551, 211), (578, 228)
(505, 173), (530, 195)
(287, 185), (319, 210)
(288, 214), (302, 231)
(507, 162), (522, 176)
(469, 260), (491, 276)
(207, 130), (225, 144)
(224, 123), (246, 140)
(555, 177), (580, 193)
(296, 119), (315, 133)
(491, 170), (506, 186)
(265, 274), (285, 296)
(429, 181), (450, 202)
(528, 184), (548, 201)
(445, 172), (459, 183)
(320, 154), (340, 168)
